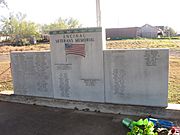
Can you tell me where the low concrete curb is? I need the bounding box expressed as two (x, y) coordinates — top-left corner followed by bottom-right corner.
(0, 94), (179, 119)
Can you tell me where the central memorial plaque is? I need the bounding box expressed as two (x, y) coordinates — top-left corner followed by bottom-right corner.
(50, 27), (104, 102)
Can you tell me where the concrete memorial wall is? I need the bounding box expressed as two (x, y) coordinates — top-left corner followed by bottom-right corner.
(49, 27), (104, 102)
(11, 51), (53, 98)
(104, 49), (169, 107)
(10, 27), (169, 107)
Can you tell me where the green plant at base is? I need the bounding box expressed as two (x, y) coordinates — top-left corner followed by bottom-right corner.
(127, 119), (158, 135)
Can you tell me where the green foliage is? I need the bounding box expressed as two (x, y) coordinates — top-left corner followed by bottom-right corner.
(41, 17), (81, 34)
(127, 119), (158, 135)
(0, 12), (40, 42)
(0, 12), (81, 45)
(164, 26), (177, 37)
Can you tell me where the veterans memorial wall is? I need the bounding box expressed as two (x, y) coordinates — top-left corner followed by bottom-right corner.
(11, 27), (169, 107)
(11, 51), (53, 98)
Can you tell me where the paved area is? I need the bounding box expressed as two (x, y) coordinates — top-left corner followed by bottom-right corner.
(0, 101), (179, 135)
(0, 101), (132, 135)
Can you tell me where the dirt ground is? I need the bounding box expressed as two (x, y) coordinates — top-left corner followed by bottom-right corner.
(0, 101), (179, 135)
(0, 60), (12, 91)
(0, 53), (10, 62)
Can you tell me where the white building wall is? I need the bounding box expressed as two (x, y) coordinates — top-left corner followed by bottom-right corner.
(137, 24), (158, 38)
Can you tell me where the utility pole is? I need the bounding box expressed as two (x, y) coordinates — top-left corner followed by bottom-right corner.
(96, 0), (101, 27)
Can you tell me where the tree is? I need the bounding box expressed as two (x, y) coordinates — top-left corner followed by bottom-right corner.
(0, 12), (40, 44)
(65, 17), (81, 28)
(41, 17), (81, 34)
(164, 26), (177, 37)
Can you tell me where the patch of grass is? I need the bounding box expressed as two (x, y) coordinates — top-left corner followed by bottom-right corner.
(0, 44), (50, 54)
(0, 62), (13, 91)
(107, 39), (180, 50)
(169, 57), (180, 104)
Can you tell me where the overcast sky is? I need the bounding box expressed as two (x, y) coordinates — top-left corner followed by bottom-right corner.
(1, 0), (180, 33)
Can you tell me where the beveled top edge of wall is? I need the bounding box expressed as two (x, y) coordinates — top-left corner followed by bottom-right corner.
(10, 50), (51, 54)
(49, 27), (102, 35)
(103, 48), (169, 51)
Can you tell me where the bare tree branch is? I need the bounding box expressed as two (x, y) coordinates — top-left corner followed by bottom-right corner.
(0, 0), (8, 8)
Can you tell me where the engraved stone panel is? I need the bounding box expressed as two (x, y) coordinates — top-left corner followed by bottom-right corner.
(50, 27), (104, 102)
(104, 49), (169, 107)
(11, 51), (53, 98)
